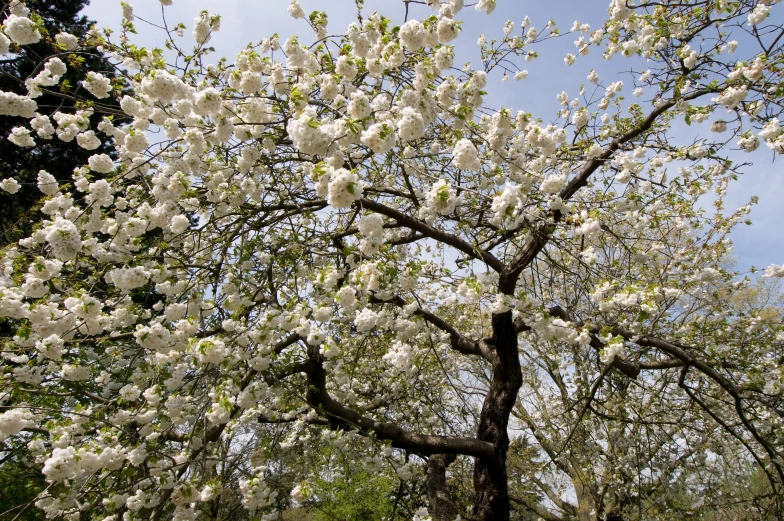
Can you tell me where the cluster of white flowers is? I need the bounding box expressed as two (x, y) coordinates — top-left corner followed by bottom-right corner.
(106, 266), (150, 292)
(713, 85), (747, 109)
(25, 57), (67, 98)
(383, 340), (414, 371)
(539, 172), (568, 194)
(82, 72), (112, 99)
(170, 214), (190, 234)
(399, 20), (426, 49)
(354, 307), (381, 331)
(195, 338), (229, 365)
(361, 122), (396, 154)
(347, 90), (372, 120)
(0, 409), (35, 441)
(51, 109), (91, 142)
(123, 130), (149, 154)
(358, 213), (385, 255)
(69, 126), (98, 149)
(600, 337), (624, 364)
(586, 143), (604, 159)
(35, 334), (64, 359)
(42, 217), (82, 261)
(290, 482), (313, 502)
(436, 16), (460, 43)
(4, 12), (40, 45)
(239, 476), (278, 510)
(88, 153), (114, 173)
(121, 2), (135, 21)
(575, 211), (602, 240)
(434, 46), (455, 72)
(748, 3), (771, 25)
(524, 123), (566, 157)
(422, 179), (457, 220)
(8, 126), (34, 147)
(0, 177), (21, 194)
(491, 184), (527, 228)
(55, 31), (78, 50)
(287, 107), (338, 156)
(452, 138), (481, 170)
(738, 132), (760, 152)
(0, 91), (37, 118)
(336, 286), (357, 309)
(36, 170), (58, 195)
(759, 118), (784, 154)
(193, 10), (220, 45)
(194, 87), (222, 116)
(287, 1), (305, 19)
(142, 70), (192, 103)
(396, 106), (426, 142)
(30, 113), (54, 138)
(572, 108), (588, 128)
(327, 168), (363, 208)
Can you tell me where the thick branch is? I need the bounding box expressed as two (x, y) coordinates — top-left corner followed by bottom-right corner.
(359, 198), (504, 273)
(510, 495), (566, 521)
(499, 89), (717, 294)
(515, 306), (641, 379)
(426, 454), (461, 521)
(375, 294), (490, 360)
(530, 474), (578, 516)
(304, 349), (494, 458)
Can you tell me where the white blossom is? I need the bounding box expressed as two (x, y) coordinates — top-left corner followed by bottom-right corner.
(36, 170), (58, 195)
(327, 168), (363, 208)
(452, 138), (481, 170)
(4, 14), (40, 45)
(0, 177), (21, 194)
(82, 72), (112, 99)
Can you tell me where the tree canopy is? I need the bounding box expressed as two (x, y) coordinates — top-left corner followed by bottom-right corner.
(1, 0), (784, 520)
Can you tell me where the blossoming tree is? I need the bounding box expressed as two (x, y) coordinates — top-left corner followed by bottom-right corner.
(1, 0), (784, 520)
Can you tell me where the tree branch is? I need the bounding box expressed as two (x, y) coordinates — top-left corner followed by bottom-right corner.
(359, 198), (504, 273)
(499, 89), (719, 294)
(426, 454), (461, 521)
(510, 494), (566, 521)
(304, 347), (495, 458)
(515, 306), (641, 379)
(373, 294), (491, 360)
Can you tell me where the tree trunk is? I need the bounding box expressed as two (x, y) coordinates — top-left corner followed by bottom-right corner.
(426, 454), (461, 521)
(574, 482), (598, 521)
(472, 311), (522, 521)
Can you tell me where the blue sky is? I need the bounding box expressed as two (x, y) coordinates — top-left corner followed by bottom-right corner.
(83, 0), (784, 272)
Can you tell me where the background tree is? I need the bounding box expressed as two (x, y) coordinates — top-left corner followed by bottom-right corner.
(0, 3), (126, 517)
(0, 0), (122, 246)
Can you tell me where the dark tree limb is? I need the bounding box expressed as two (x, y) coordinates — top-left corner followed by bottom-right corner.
(359, 198), (504, 273)
(373, 294), (491, 360)
(426, 454), (461, 521)
(498, 89), (719, 295)
(303, 345), (495, 458)
(509, 495), (565, 521)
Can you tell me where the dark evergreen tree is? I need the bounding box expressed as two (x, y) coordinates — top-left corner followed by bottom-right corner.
(0, 0), (123, 245)
(0, 4), (122, 514)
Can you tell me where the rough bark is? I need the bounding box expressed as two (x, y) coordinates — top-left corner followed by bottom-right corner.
(426, 454), (461, 521)
(574, 482), (598, 521)
(472, 310), (522, 520)
(303, 345), (495, 458)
